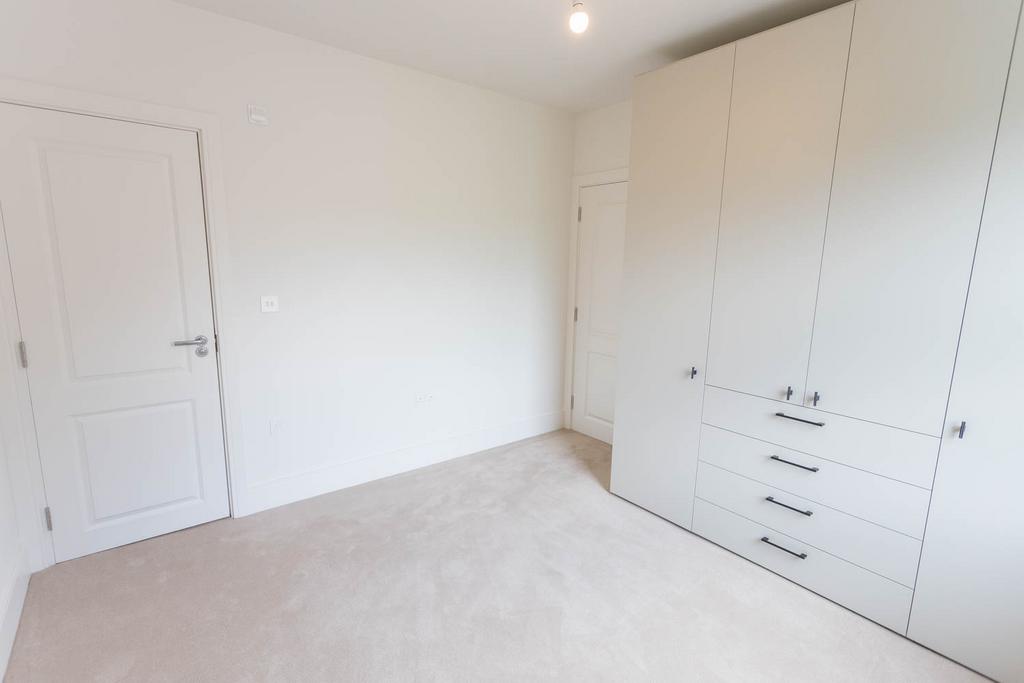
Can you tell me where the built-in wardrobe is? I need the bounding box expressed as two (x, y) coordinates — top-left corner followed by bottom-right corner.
(610, 1), (1024, 680)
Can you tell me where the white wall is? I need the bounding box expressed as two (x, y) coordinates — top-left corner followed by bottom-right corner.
(0, 0), (573, 521)
(573, 100), (633, 176)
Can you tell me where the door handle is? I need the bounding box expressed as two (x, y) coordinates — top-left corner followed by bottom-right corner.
(173, 335), (209, 357)
(689, 366), (698, 379)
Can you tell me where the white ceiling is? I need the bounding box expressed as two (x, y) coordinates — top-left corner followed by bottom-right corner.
(173, 0), (848, 112)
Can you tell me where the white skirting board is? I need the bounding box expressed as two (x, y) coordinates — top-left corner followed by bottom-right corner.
(0, 565), (29, 679)
(236, 411), (565, 516)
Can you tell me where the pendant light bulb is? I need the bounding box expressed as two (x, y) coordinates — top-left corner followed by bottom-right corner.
(569, 2), (589, 34)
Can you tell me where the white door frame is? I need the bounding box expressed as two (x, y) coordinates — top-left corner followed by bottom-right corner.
(562, 168), (629, 431)
(0, 78), (243, 570)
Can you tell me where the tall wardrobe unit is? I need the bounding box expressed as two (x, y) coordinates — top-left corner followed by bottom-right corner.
(610, 1), (1024, 680)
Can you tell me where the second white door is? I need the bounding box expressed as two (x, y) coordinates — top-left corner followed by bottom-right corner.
(0, 103), (230, 562)
(571, 182), (627, 444)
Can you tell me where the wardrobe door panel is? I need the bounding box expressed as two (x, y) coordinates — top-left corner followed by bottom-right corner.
(707, 4), (852, 403)
(908, 15), (1024, 681)
(610, 46), (734, 529)
(804, 0), (1021, 434)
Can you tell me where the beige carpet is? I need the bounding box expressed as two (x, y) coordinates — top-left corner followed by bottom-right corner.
(6, 430), (978, 682)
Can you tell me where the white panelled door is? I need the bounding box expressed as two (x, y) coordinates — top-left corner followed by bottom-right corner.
(571, 182), (627, 444)
(0, 103), (229, 562)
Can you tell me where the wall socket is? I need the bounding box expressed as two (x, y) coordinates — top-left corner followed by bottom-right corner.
(261, 295), (280, 313)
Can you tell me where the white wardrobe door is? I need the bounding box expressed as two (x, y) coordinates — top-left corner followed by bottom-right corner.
(804, 0), (1021, 434)
(610, 45), (734, 529)
(707, 3), (852, 404)
(908, 15), (1024, 681)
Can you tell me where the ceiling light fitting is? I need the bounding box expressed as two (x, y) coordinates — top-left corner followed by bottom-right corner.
(569, 2), (589, 34)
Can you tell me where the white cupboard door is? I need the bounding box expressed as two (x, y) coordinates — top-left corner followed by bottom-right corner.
(571, 182), (628, 444)
(0, 104), (229, 562)
(908, 16), (1024, 680)
(610, 46), (734, 529)
(707, 4), (853, 404)
(804, 0), (1021, 434)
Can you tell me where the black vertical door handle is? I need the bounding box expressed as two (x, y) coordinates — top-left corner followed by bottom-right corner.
(786, 386), (794, 401)
(689, 366), (698, 379)
(958, 421), (966, 439)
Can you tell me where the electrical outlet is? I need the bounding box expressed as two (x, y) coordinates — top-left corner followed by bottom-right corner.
(260, 295), (279, 313)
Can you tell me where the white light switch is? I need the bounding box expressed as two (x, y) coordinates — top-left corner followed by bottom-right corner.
(247, 104), (269, 126)
(260, 296), (279, 313)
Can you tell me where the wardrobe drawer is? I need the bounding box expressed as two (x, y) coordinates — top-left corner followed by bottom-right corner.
(695, 462), (921, 586)
(702, 386), (939, 487)
(699, 425), (930, 538)
(692, 499), (913, 633)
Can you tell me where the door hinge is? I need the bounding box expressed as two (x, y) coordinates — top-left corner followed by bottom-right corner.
(214, 333), (220, 353)
(17, 341), (28, 368)
(573, 307), (578, 322)
(570, 395), (575, 410)
(577, 206), (582, 222)
(44, 506), (52, 531)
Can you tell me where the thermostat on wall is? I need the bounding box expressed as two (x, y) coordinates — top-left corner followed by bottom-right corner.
(247, 104), (269, 126)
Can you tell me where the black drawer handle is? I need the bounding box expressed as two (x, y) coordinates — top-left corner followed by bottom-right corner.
(770, 455), (819, 472)
(760, 536), (807, 559)
(775, 412), (825, 427)
(766, 496), (813, 516)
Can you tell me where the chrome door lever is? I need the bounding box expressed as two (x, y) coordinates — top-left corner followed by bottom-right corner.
(173, 335), (209, 357)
